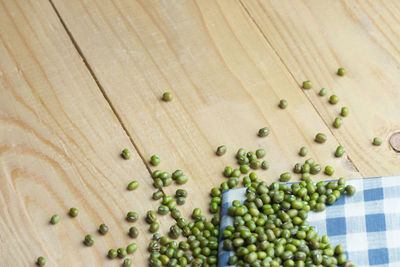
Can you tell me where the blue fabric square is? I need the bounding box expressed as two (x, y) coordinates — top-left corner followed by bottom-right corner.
(368, 248), (389, 265)
(333, 194), (345, 205)
(366, 214), (386, 232)
(327, 217), (347, 236)
(364, 188), (384, 201)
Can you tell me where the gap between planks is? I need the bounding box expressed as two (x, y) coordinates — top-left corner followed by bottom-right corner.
(48, 0), (160, 182)
(237, 0), (361, 174)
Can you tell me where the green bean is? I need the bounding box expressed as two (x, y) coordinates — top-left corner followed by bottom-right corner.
(98, 224), (108, 235)
(324, 166), (335, 176)
(373, 137), (382, 146)
(126, 211), (139, 222)
(310, 164), (321, 175)
(315, 203), (326, 212)
(123, 258), (132, 267)
(153, 178), (163, 189)
(302, 80), (312, 89)
(171, 209), (181, 220)
(117, 248), (127, 259)
(158, 205), (169, 215)
(258, 127), (270, 137)
(335, 146), (345, 157)
(247, 151), (257, 161)
(333, 117), (343, 128)
(162, 92), (173, 101)
(175, 189), (187, 198)
(231, 168), (241, 177)
(127, 180), (139, 190)
(128, 226), (139, 238)
(345, 185), (356, 196)
(237, 155), (249, 165)
(121, 148), (131, 159)
(126, 243), (137, 254)
(108, 249), (117, 259)
(69, 208), (78, 217)
(216, 145), (227, 156)
(279, 99), (288, 109)
(299, 146), (308, 157)
(162, 196), (173, 204)
(329, 95), (339, 104)
(169, 225), (181, 239)
(152, 170), (162, 178)
(150, 155), (160, 166)
(305, 158), (315, 165)
(172, 170), (183, 180)
(319, 88), (327, 96)
(240, 164), (250, 174)
(261, 160), (270, 170)
(315, 133), (327, 143)
(50, 214), (60, 224)
(250, 160), (261, 169)
(176, 175), (188, 185)
(36, 256), (46, 266)
(224, 166), (233, 177)
(236, 148), (246, 158)
(338, 253), (347, 264)
(337, 68), (346, 76)
(167, 200), (177, 210)
(163, 176), (173, 187)
(293, 163), (302, 174)
(341, 106), (349, 117)
(250, 160), (261, 170)
(176, 196), (186, 205)
(256, 149), (266, 159)
(279, 172), (292, 182)
(84, 234), (94, 246)
(149, 222), (160, 233)
(152, 190), (164, 200)
(302, 163), (310, 174)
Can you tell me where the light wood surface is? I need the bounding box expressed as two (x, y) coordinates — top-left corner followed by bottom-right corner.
(0, 0), (398, 266)
(0, 0), (160, 266)
(241, 0), (400, 176)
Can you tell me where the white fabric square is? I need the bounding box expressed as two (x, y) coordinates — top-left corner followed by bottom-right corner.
(346, 232), (368, 252)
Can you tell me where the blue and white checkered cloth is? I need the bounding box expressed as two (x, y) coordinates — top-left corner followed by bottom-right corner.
(218, 176), (400, 267)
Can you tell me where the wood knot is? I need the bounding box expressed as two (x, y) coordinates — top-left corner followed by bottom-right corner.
(389, 132), (400, 152)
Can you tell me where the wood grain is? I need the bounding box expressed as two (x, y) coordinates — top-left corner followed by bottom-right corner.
(51, 0), (359, 228)
(241, 0), (400, 177)
(0, 0), (160, 266)
(5, 0), (398, 265)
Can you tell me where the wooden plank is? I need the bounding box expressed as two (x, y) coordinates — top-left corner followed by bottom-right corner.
(51, 0), (360, 225)
(241, 0), (400, 177)
(0, 0), (159, 266)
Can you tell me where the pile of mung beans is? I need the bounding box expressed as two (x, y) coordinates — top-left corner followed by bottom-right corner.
(144, 144), (356, 267)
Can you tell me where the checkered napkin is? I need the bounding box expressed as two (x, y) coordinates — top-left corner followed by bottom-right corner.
(218, 176), (400, 267)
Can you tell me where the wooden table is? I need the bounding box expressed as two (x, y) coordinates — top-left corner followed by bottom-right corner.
(1, 0), (399, 266)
